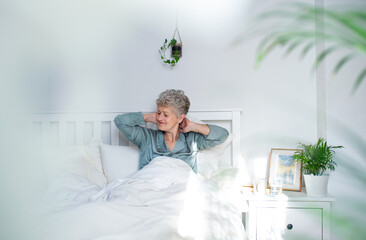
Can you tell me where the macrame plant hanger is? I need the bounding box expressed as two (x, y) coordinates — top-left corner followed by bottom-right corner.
(158, 7), (183, 66)
(171, 26), (182, 58)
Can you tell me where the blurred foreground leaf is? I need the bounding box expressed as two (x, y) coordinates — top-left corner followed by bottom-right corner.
(237, 2), (366, 92)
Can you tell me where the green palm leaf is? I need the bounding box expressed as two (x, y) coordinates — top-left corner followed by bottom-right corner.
(300, 41), (316, 59)
(324, 9), (366, 43)
(244, 2), (366, 92)
(284, 40), (303, 57)
(332, 54), (354, 75)
(353, 67), (366, 93)
(313, 46), (339, 71)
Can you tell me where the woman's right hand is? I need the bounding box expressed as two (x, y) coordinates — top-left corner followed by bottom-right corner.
(143, 113), (158, 124)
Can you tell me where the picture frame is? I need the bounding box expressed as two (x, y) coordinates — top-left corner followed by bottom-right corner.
(268, 148), (303, 192)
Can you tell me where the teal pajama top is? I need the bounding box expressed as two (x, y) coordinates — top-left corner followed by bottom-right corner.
(114, 112), (229, 173)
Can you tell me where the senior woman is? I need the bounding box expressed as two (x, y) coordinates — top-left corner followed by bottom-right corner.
(114, 89), (229, 173)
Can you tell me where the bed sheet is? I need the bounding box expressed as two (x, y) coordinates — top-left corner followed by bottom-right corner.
(38, 156), (247, 240)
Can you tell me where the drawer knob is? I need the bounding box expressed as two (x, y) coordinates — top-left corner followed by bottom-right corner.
(287, 224), (293, 230)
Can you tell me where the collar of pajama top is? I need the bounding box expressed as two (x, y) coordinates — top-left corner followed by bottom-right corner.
(156, 130), (187, 153)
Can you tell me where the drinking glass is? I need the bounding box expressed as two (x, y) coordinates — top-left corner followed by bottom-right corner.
(269, 177), (283, 196)
(253, 178), (267, 195)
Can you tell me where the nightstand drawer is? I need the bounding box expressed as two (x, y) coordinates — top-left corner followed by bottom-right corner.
(256, 207), (322, 240)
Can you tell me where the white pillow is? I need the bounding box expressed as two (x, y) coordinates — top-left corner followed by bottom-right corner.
(185, 115), (233, 178)
(42, 137), (107, 187)
(197, 133), (233, 179)
(99, 144), (140, 182)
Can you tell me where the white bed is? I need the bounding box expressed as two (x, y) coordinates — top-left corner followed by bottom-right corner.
(24, 109), (247, 240)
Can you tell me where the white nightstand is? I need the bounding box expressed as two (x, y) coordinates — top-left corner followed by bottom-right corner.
(242, 188), (335, 240)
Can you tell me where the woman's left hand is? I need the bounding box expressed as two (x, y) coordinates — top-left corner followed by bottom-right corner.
(179, 118), (192, 133)
(179, 118), (210, 135)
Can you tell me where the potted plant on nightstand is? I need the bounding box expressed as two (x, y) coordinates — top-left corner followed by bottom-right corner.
(293, 138), (343, 197)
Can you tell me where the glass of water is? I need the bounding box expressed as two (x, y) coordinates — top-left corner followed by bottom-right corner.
(269, 177), (283, 196)
(253, 178), (267, 195)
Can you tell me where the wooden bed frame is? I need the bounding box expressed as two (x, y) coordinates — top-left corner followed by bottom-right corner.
(26, 109), (242, 167)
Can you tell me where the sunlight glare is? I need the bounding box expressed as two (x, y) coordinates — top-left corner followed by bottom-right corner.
(257, 195), (290, 239)
(177, 173), (206, 239)
(254, 157), (268, 179)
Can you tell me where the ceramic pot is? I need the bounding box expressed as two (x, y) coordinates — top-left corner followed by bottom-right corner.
(171, 43), (182, 57)
(304, 174), (329, 197)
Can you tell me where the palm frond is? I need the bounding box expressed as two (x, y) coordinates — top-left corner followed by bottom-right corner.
(255, 39), (284, 68)
(244, 2), (366, 92)
(300, 41), (316, 59)
(313, 46), (339, 72)
(323, 9), (366, 45)
(352, 67), (366, 93)
(256, 31), (333, 67)
(347, 10), (366, 19)
(332, 54), (354, 75)
(256, 32), (281, 54)
(284, 40), (303, 57)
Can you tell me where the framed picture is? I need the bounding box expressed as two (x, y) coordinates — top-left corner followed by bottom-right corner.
(268, 148), (303, 192)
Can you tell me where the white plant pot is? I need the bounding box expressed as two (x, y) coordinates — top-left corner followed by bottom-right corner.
(304, 174), (329, 197)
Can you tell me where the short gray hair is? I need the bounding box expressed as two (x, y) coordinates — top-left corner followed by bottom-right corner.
(156, 89), (190, 116)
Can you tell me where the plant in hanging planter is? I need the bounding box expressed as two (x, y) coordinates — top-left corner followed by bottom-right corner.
(159, 38), (181, 66)
(293, 138), (343, 196)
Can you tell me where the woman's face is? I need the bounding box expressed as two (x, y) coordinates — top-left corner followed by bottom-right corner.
(156, 105), (184, 132)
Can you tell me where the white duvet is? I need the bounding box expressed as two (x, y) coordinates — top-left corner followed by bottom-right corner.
(39, 157), (247, 240)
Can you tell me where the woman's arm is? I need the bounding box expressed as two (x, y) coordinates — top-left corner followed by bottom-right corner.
(179, 118), (210, 136)
(114, 112), (151, 148)
(143, 113), (157, 124)
(180, 118), (229, 150)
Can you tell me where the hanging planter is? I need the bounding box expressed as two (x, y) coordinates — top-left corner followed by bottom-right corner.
(159, 28), (182, 66)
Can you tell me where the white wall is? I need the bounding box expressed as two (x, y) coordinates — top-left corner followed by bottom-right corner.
(2, 0), (317, 185)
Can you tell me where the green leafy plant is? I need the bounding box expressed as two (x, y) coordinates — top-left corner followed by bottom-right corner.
(159, 38), (180, 66)
(241, 2), (366, 93)
(293, 138), (344, 175)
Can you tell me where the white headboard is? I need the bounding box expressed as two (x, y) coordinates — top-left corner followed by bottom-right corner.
(26, 109), (242, 167)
